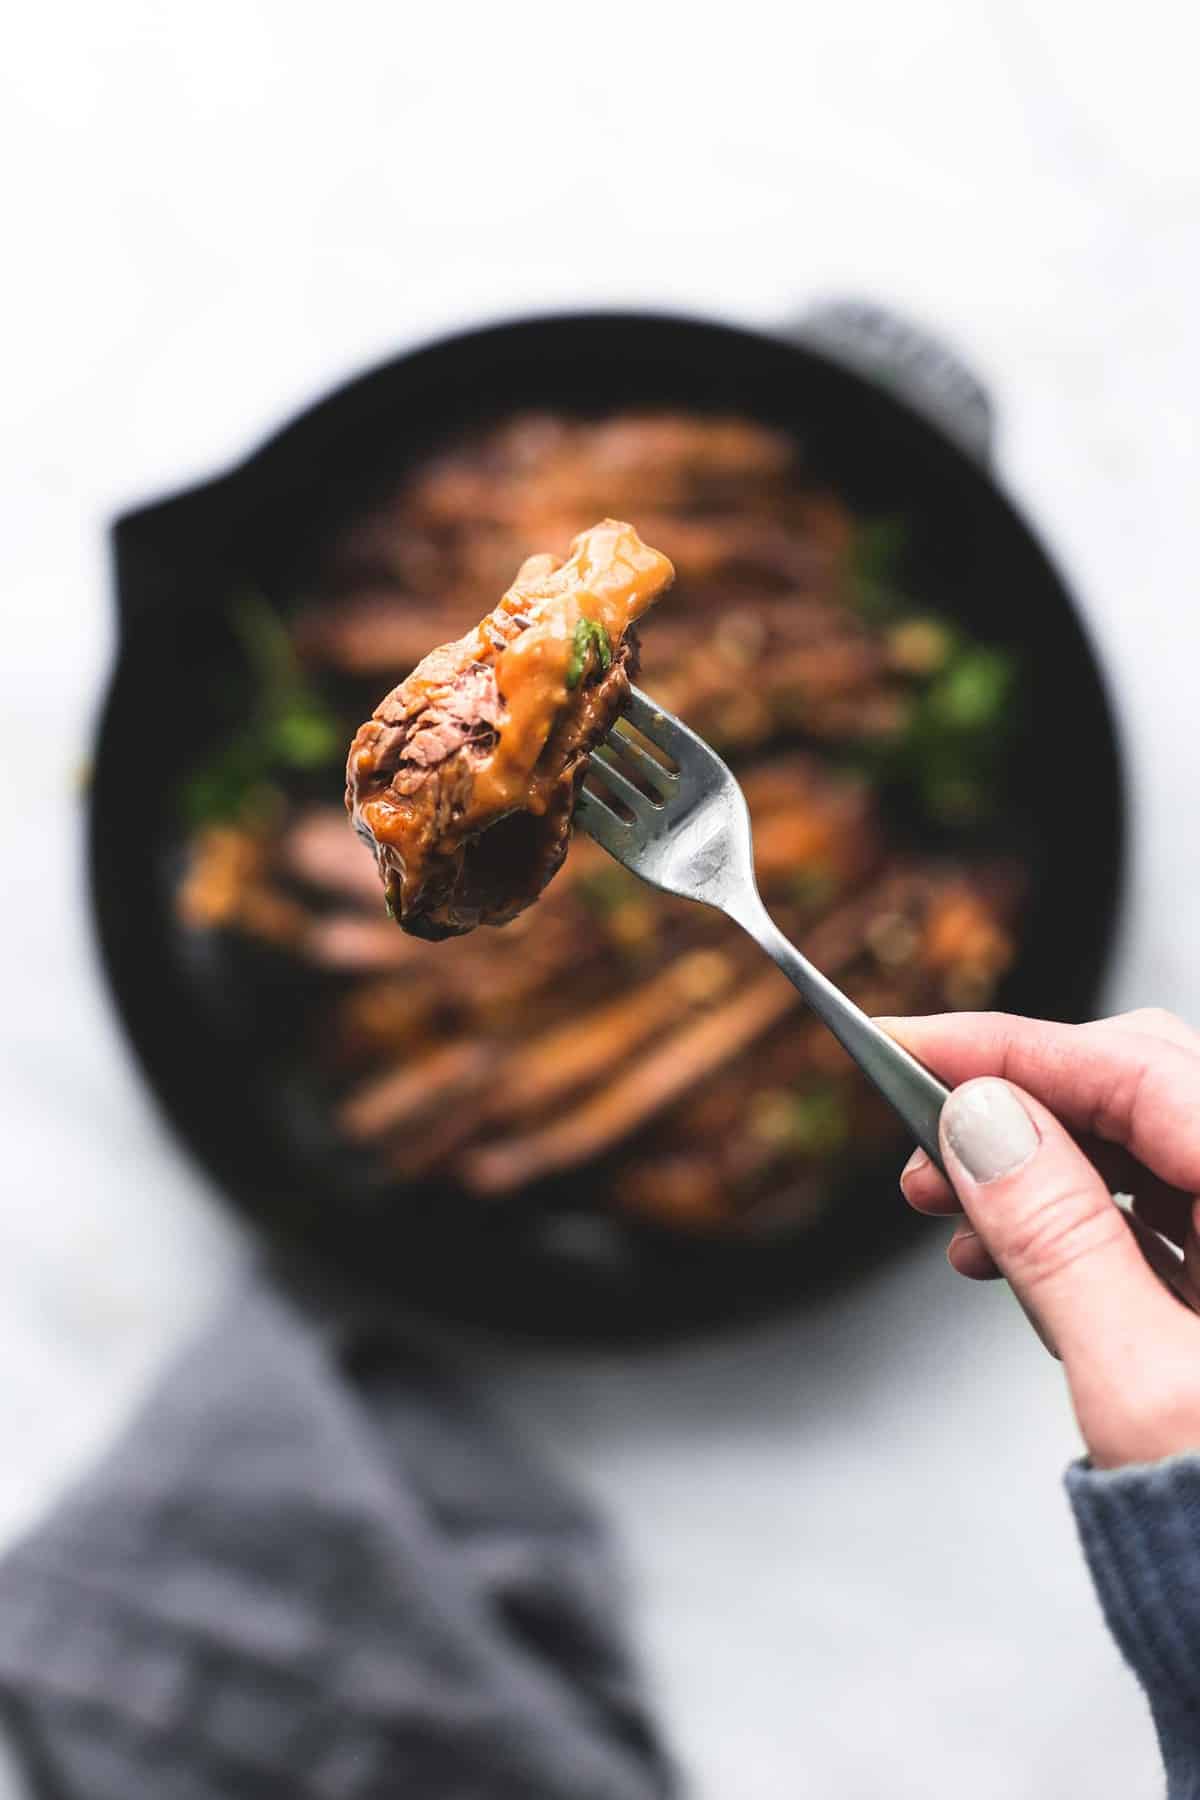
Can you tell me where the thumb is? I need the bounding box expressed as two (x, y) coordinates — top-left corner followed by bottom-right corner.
(939, 1077), (1172, 1373)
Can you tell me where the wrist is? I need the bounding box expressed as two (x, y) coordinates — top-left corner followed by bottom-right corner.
(1069, 1336), (1200, 1469)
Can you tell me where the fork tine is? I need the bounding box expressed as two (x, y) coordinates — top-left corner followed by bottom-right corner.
(607, 721), (680, 793)
(622, 686), (693, 762)
(585, 747), (658, 816)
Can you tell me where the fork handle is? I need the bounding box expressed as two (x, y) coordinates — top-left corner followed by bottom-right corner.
(729, 896), (951, 1173)
(729, 900), (1200, 1328)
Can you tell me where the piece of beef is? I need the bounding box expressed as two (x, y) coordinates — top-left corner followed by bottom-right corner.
(406, 414), (795, 528)
(345, 520), (674, 939)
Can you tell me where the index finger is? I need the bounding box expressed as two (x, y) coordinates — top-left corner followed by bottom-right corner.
(878, 1011), (1200, 1194)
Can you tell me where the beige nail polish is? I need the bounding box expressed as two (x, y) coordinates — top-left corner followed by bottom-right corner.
(943, 1079), (1039, 1183)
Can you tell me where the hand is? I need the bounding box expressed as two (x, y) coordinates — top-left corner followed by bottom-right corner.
(882, 1008), (1200, 1470)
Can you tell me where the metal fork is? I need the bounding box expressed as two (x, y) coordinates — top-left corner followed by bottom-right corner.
(577, 686), (1200, 1330)
(576, 685), (952, 1173)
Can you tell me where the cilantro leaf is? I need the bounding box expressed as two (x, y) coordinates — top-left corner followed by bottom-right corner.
(183, 592), (345, 826)
(566, 617), (613, 689)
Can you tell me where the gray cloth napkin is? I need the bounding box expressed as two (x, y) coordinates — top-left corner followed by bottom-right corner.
(0, 1266), (674, 1799)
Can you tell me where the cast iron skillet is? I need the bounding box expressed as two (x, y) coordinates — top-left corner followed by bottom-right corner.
(89, 305), (1124, 1341)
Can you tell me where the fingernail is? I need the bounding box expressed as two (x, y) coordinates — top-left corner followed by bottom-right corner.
(899, 1146), (929, 1197)
(942, 1079), (1039, 1184)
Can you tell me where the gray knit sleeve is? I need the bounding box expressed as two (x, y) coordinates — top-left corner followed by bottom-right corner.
(1067, 1454), (1200, 1798)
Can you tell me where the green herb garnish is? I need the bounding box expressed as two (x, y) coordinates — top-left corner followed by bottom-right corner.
(788, 1087), (851, 1153)
(268, 705), (342, 768)
(566, 617), (613, 689)
(751, 1082), (851, 1155)
(183, 592), (345, 826)
(839, 511), (1020, 828)
(848, 515), (910, 620)
(924, 647), (1014, 731)
(893, 643), (1018, 823)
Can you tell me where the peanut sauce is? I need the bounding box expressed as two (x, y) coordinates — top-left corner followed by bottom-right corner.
(346, 519), (674, 933)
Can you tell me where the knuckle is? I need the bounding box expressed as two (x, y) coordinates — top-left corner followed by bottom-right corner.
(1121, 1006), (1186, 1035)
(1086, 1057), (1151, 1145)
(996, 1186), (1127, 1290)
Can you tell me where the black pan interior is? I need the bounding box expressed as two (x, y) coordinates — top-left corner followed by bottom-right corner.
(89, 313), (1124, 1342)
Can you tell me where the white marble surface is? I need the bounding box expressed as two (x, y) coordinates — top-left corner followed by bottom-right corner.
(3, 1), (1199, 1792)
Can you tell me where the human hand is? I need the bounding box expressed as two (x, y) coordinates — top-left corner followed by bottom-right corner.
(881, 1009), (1200, 1470)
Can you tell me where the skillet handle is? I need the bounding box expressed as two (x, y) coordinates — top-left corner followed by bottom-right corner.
(785, 298), (995, 468)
